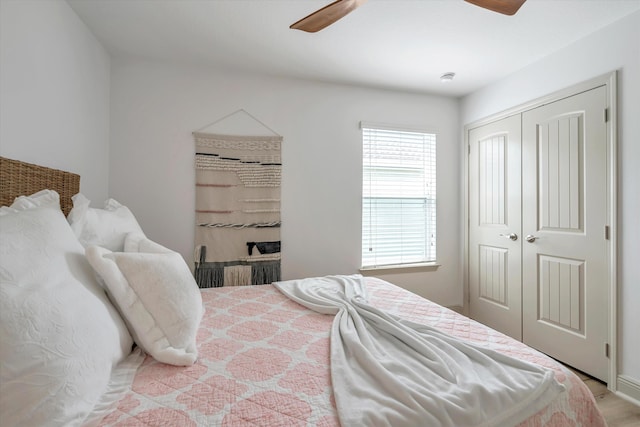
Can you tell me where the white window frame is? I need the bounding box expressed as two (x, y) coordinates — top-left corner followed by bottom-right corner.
(360, 122), (437, 270)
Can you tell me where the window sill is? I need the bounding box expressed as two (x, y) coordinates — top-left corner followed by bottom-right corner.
(359, 262), (440, 274)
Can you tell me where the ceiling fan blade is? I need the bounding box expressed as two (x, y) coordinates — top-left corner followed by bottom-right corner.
(464, 0), (527, 16)
(290, 0), (368, 33)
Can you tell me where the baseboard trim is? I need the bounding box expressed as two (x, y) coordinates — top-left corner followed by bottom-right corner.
(616, 375), (640, 407)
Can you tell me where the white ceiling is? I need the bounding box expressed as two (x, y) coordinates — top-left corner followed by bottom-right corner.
(67, 0), (640, 97)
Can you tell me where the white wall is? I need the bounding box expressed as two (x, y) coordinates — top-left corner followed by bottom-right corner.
(0, 0), (110, 202)
(109, 58), (462, 306)
(461, 11), (640, 386)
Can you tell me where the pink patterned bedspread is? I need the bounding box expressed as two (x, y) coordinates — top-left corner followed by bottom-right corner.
(98, 277), (606, 426)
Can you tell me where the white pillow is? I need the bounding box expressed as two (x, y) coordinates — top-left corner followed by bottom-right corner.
(68, 193), (144, 251)
(86, 233), (204, 366)
(0, 200), (134, 426)
(2, 189), (60, 212)
(124, 231), (172, 253)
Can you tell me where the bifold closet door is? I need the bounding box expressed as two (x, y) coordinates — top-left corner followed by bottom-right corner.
(521, 86), (609, 382)
(468, 115), (522, 340)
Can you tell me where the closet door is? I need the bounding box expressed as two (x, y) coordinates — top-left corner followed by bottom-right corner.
(521, 86), (609, 382)
(468, 115), (522, 340)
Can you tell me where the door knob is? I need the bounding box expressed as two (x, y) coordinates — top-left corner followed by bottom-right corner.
(525, 234), (538, 243)
(500, 233), (518, 241)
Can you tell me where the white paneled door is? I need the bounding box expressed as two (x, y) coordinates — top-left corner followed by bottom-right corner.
(469, 115), (522, 340)
(522, 86), (608, 382)
(468, 85), (609, 382)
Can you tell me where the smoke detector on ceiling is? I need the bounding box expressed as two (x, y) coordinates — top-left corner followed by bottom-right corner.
(440, 72), (456, 83)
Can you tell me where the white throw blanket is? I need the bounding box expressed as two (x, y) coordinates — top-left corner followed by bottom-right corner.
(273, 275), (565, 427)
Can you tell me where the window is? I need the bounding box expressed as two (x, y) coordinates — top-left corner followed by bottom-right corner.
(361, 124), (436, 268)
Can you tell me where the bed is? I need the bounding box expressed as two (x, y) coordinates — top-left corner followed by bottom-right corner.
(0, 156), (607, 426)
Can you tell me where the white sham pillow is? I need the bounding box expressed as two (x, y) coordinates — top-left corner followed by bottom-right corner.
(86, 233), (204, 366)
(0, 201), (134, 426)
(68, 193), (144, 251)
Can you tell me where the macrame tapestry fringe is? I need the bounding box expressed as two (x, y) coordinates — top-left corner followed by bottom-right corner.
(194, 260), (281, 288)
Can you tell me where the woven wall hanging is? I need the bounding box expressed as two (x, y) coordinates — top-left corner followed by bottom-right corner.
(193, 113), (282, 287)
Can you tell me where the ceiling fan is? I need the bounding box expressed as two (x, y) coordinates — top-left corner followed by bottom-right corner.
(290, 0), (527, 33)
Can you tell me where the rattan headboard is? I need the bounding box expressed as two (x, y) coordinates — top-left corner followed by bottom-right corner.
(0, 157), (80, 216)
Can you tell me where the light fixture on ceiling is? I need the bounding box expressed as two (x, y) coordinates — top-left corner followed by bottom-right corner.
(440, 72), (456, 83)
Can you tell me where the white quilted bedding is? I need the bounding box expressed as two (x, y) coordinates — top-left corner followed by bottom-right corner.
(97, 277), (606, 427)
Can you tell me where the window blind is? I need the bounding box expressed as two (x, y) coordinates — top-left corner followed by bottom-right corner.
(362, 126), (436, 267)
